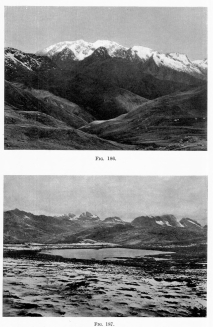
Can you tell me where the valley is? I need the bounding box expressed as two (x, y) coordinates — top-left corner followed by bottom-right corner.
(4, 40), (207, 150)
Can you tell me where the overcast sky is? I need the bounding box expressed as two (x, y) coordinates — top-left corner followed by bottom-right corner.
(5, 7), (207, 61)
(4, 176), (207, 225)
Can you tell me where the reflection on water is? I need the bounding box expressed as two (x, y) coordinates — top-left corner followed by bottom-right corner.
(42, 247), (170, 260)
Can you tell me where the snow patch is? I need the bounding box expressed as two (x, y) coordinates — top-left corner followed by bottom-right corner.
(5, 52), (33, 71)
(165, 221), (172, 227)
(187, 219), (201, 226)
(178, 222), (185, 228)
(6, 53), (17, 63)
(69, 216), (79, 221)
(156, 220), (165, 226)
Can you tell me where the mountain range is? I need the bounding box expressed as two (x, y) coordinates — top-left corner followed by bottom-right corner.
(4, 209), (207, 247)
(5, 40), (207, 150)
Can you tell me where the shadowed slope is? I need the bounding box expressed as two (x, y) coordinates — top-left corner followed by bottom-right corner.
(80, 86), (207, 150)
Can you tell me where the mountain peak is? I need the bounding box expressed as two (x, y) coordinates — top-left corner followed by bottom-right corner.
(132, 215), (185, 228)
(66, 212), (100, 221)
(90, 47), (111, 59)
(179, 217), (202, 229)
(79, 211), (99, 219)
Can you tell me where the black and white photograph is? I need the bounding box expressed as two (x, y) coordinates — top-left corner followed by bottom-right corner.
(3, 175), (207, 317)
(4, 6), (207, 150)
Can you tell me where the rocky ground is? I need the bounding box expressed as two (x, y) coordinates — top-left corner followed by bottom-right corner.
(3, 246), (207, 317)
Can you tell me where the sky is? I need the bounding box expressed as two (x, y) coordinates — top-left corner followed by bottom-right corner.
(4, 7), (207, 61)
(4, 176), (207, 225)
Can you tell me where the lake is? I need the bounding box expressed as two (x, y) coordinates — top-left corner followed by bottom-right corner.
(42, 247), (171, 261)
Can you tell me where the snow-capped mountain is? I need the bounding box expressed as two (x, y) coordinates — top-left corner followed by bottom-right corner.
(151, 52), (204, 78)
(4, 209), (206, 244)
(129, 45), (155, 61)
(37, 39), (207, 79)
(131, 215), (204, 231)
(37, 39), (128, 61)
(132, 215), (187, 228)
(179, 218), (202, 230)
(56, 211), (100, 221)
(192, 59), (208, 75)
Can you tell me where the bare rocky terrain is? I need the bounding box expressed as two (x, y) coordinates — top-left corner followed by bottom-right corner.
(3, 244), (207, 317)
(3, 209), (207, 317)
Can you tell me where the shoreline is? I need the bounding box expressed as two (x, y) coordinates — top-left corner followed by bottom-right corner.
(3, 243), (207, 271)
(3, 246), (207, 317)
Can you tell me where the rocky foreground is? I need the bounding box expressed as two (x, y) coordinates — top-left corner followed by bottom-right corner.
(3, 246), (207, 317)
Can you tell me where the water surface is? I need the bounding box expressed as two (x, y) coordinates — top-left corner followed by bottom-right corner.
(42, 247), (170, 261)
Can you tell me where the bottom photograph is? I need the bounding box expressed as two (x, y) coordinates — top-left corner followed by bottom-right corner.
(3, 175), (207, 317)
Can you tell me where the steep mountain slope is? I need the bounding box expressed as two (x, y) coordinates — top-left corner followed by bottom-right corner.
(4, 209), (207, 247)
(53, 57), (198, 119)
(37, 47), (206, 120)
(3, 209), (82, 243)
(193, 59), (207, 75)
(5, 81), (94, 128)
(5, 47), (151, 120)
(80, 85), (207, 150)
(3, 209), (103, 243)
(132, 215), (184, 228)
(5, 47), (55, 73)
(179, 218), (202, 231)
(5, 81), (135, 150)
(5, 47), (57, 88)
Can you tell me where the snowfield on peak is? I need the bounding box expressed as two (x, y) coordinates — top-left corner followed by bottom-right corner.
(37, 39), (127, 61)
(36, 39), (207, 79)
(68, 212), (99, 221)
(130, 46), (155, 60)
(192, 59), (208, 73)
(168, 52), (191, 65)
(152, 52), (204, 78)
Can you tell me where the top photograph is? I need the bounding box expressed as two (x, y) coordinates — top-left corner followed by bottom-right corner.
(4, 7), (207, 150)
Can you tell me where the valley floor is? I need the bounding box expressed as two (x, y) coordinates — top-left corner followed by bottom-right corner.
(4, 123), (207, 151)
(3, 245), (207, 317)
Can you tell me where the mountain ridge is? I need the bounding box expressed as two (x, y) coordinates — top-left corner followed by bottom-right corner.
(36, 39), (207, 80)
(4, 208), (207, 245)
